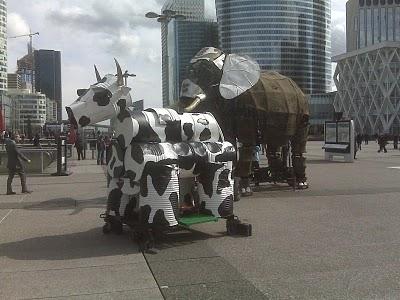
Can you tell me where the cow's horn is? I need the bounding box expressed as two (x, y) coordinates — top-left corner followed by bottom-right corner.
(114, 58), (124, 86)
(94, 65), (102, 82)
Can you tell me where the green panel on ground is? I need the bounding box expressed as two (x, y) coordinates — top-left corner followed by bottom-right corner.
(178, 214), (219, 226)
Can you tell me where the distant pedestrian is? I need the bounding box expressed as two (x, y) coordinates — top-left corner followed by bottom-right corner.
(105, 136), (112, 164)
(75, 133), (84, 160)
(96, 135), (105, 165)
(5, 134), (31, 195)
(33, 133), (41, 147)
(252, 145), (261, 186)
(364, 134), (369, 145)
(393, 135), (398, 150)
(377, 134), (388, 153)
(356, 134), (363, 150)
(354, 137), (358, 159)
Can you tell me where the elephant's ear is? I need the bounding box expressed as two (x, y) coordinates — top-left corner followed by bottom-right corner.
(219, 54), (260, 100)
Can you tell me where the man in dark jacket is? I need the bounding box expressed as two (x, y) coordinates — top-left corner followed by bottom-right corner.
(5, 134), (31, 195)
(75, 133), (84, 160)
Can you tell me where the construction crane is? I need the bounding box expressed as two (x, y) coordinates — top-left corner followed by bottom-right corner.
(9, 31), (39, 54)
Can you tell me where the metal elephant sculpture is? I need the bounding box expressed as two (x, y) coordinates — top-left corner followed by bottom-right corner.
(179, 47), (310, 195)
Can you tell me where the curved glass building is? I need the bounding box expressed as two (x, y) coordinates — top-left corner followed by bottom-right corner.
(215, 0), (331, 94)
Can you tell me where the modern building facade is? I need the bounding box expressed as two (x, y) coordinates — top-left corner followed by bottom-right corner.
(346, 0), (400, 52)
(333, 42), (400, 134)
(17, 49), (34, 92)
(215, 0), (332, 94)
(0, 93), (13, 131)
(308, 92), (336, 136)
(34, 49), (62, 121)
(8, 89), (47, 133)
(0, 0), (6, 94)
(7, 73), (21, 89)
(167, 20), (219, 103)
(46, 98), (58, 123)
(161, 0), (206, 107)
(333, 0), (400, 134)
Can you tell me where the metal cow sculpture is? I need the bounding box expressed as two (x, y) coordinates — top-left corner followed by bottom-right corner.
(180, 47), (310, 196)
(66, 60), (251, 249)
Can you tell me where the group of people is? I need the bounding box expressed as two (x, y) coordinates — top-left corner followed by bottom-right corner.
(73, 131), (112, 165)
(96, 134), (112, 165)
(354, 133), (399, 156)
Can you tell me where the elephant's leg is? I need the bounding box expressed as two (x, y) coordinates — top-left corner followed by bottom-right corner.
(235, 144), (253, 197)
(291, 119), (309, 188)
(266, 145), (285, 181)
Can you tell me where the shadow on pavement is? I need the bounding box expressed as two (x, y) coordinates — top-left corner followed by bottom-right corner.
(0, 197), (106, 215)
(0, 228), (140, 260)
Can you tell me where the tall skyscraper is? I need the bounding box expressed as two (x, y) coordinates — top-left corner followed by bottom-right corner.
(161, 0), (212, 107)
(167, 20), (219, 104)
(0, 0), (6, 93)
(347, 0), (400, 52)
(34, 49), (62, 121)
(333, 0), (400, 134)
(215, 0), (332, 94)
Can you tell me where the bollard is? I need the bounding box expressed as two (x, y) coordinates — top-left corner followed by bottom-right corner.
(51, 136), (71, 176)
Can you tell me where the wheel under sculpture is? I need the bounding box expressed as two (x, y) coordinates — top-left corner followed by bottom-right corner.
(179, 47), (310, 196)
(66, 60), (251, 250)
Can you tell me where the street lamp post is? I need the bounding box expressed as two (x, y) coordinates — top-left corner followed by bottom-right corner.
(145, 10), (186, 106)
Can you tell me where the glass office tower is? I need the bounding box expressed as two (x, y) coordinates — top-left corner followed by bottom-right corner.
(34, 50), (62, 121)
(215, 0), (332, 94)
(347, 0), (400, 51)
(161, 0), (205, 107)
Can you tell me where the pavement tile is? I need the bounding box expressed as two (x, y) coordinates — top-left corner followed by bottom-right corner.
(148, 256), (244, 287)
(0, 262), (157, 299)
(161, 280), (267, 300)
(37, 288), (163, 300)
(145, 230), (221, 263)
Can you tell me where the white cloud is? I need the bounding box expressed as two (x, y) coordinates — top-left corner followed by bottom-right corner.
(7, 13), (30, 36)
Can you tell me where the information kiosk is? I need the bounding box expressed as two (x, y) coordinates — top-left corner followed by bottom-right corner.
(323, 119), (355, 162)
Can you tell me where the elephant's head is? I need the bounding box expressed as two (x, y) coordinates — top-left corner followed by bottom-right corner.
(182, 47), (261, 112)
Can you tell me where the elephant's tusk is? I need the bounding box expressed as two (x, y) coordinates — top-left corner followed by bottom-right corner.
(184, 94), (206, 112)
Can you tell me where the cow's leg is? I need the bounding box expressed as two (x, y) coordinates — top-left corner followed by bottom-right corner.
(102, 178), (124, 234)
(235, 144), (253, 197)
(291, 116), (309, 188)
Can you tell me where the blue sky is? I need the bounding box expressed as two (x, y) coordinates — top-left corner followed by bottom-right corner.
(7, 0), (347, 117)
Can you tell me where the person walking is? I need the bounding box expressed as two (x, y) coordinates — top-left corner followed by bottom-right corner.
(393, 134), (398, 150)
(5, 134), (31, 195)
(364, 134), (369, 145)
(252, 145), (261, 186)
(33, 133), (41, 147)
(96, 134), (105, 165)
(377, 134), (388, 153)
(75, 133), (84, 160)
(105, 135), (112, 165)
(356, 133), (363, 151)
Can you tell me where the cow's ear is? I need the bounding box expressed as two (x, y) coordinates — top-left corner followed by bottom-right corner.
(219, 54), (260, 100)
(77, 89), (88, 97)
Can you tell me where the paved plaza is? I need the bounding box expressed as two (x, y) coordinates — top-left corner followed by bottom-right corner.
(1, 141), (400, 299)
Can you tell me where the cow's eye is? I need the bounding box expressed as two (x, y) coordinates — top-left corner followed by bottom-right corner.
(93, 89), (112, 106)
